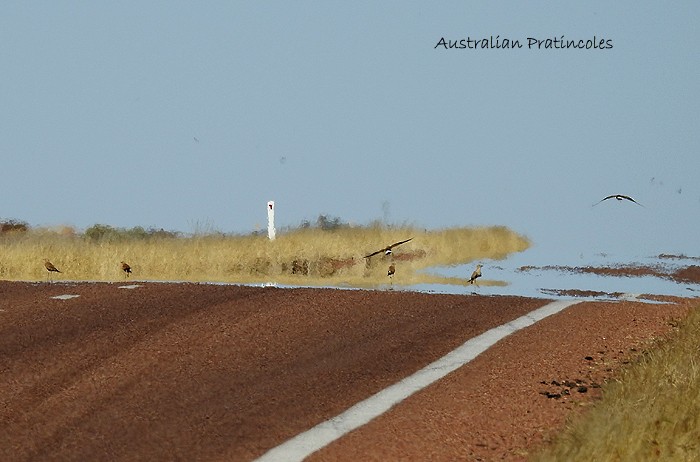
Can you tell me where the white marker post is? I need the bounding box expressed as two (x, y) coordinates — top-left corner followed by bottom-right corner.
(267, 201), (276, 240)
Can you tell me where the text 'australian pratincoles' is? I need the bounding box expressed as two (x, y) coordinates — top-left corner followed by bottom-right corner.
(434, 35), (613, 50)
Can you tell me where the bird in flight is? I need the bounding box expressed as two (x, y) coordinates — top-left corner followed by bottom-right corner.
(593, 194), (644, 207)
(364, 238), (413, 258)
(121, 261), (132, 277)
(468, 264), (482, 285)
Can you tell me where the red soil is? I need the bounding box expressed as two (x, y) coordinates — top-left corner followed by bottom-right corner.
(0, 281), (692, 461)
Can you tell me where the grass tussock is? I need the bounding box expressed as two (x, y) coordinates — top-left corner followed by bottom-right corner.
(532, 305), (700, 461)
(0, 224), (529, 287)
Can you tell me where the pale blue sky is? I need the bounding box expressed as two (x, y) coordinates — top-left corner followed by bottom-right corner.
(2, 2), (698, 260)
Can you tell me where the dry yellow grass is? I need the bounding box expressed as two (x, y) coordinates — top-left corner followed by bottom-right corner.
(532, 305), (700, 461)
(0, 225), (529, 287)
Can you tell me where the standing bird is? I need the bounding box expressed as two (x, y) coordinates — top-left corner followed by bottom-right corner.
(121, 261), (132, 277)
(44, 259), (61, 282)
(387, 263), (396, 289)
(593, 194), (644, 207)
(364, 237), (413, 259)
(468, 264), (482, 285)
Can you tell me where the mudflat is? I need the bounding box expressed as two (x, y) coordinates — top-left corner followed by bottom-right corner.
(0, 281), (690, 461)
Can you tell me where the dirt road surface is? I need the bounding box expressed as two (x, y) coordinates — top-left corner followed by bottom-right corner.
(0, 281), (691, 461)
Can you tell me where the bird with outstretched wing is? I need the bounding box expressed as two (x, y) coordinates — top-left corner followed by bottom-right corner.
(593, 194), (644, 207)
(364, 237), (413, 258)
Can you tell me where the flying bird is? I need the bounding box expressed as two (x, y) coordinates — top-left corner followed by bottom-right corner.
(468, 264), (482, 284)
(593, 194), (644, 207)
(121, 261), (132, 277)
(364, 238), (413, 259)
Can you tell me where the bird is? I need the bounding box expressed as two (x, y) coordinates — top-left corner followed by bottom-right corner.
(121, 261), (132, 277)
(364, 237), (413, 259)
(593, 194), (644, 207)
(468, 264), (482, 284)
(387, 263), (396, 289)
(44, 259), (61, 281)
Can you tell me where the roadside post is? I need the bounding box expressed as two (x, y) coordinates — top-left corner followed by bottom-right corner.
(267, 201), (276, 241)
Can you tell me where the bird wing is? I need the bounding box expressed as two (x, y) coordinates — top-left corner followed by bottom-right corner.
(387, 237), (413, 249)
(364, 237), (413, 258)
(619, 195), (643, 206)
(593, 195), (626, 207)
(364, 249), (385, 258)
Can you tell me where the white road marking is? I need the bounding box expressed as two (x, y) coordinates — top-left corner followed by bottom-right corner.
(51, 294), (80, 300)
(255, 299), (579, 462)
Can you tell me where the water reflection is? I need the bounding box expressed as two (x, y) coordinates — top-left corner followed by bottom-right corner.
(418, 251), (700, 301)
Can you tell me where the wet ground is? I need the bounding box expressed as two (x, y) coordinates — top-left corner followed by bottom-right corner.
(417, 251), (700, 302)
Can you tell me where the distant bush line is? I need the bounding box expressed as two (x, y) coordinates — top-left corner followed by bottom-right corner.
(0, 219), (30, 234)
(0, 214), (353, 241)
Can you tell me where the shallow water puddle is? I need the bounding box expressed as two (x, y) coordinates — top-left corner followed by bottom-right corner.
(423, 252), (700, 301)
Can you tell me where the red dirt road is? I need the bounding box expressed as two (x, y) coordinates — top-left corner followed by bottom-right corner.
(0, 281), (691, 461)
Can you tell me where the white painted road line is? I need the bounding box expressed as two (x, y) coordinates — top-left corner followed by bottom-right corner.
(51, 294), (81, 300)
(255, 299), (579, 462)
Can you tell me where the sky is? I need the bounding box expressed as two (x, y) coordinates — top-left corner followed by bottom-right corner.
(2, 2), (698, 262)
